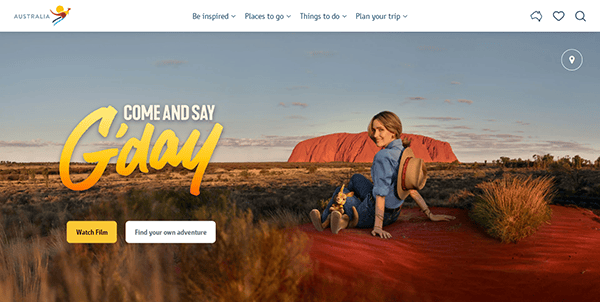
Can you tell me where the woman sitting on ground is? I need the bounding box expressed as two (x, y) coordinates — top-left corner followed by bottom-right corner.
(310, 111), (455, 238)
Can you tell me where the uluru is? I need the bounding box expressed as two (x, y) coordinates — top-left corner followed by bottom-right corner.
(288, 132), (458, 163)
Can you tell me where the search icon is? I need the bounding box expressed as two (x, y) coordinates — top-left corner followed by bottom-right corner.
(576, 11), (586, 22)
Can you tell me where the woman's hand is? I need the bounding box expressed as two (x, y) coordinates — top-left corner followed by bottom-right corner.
(428, 213), (456, 222)
(423, 208), (456, 221)
(411, 190), (457, 222)
(371, 227), (392, 239)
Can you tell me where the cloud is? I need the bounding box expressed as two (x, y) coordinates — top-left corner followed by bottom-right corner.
(431, 130), (524, 150)
(418, 117), (463, 121)
(155, 60), (187, 66)
(218, 135), (315, 148)
(84, 141), (127, 147)
(292, 102), (308, 108)
(493, 134), (523, 142)
(431, 130), (598, 156)
(516, 121), (530, 126)
(278, 102), (308, 109)
(482, 128), (499, 132)
(457, 99), (473, 105)
(444, 99), (452, 104)
(450, 126), (472, 130)
(407, 97), (426, 101)
(413, 125), (441, 128)
(485, 119), (497, 122)
(0, 139), (62, 148)
(285, 86), (309, 91)
(451, 81), (461, 85)
(286, 115), (307, 120)
(533, 141), (597, 153)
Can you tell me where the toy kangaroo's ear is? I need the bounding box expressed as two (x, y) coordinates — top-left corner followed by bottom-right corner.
(340, 184), (345, 192)
(346, 192), (354, 197)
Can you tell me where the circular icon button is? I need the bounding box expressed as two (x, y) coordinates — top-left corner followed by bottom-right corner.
(561, 49), (583, 72)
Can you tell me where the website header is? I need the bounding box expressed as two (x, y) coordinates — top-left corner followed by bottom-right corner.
(4, 1), (598, 32)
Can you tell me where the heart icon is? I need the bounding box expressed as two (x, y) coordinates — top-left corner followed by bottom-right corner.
(553, 11), (565, 21)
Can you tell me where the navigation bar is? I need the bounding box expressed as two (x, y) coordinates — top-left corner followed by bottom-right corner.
(4, 1), (598, 32)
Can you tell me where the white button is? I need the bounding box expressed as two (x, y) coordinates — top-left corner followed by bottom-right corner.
(561, 49), (583, 72)
(125, 221), (216, 243)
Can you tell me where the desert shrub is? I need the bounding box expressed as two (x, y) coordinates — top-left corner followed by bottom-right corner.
(572, 155), (583, 169)
(102, 167), (111, 176)
(45, 240), (178, 302)
(428, 161), (460, 171)
(156, 172), (173, 180)
(42, 168), (49, 187)
(240, 169), (251, 179)
(448, 189), (475, 208)
(27, 169), (36, 182)
(1, 188), (311, 302)
(533, 154), (555, 170)
(469, 175), (554, 243)
(6, 174), (20, 181)
(263, 208), (306, 228)
(307, 166), (318, 174)
(179, 195), (311, 302)
(472, 170), (486, 178)
(0, 229), (48, 301)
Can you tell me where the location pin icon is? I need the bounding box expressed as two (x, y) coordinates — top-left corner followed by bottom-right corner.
(569, 55), (575, 64)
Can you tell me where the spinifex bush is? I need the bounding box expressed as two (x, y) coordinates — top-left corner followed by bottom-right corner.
(1, 188), (311, 302)
(179, 197), (311, 302)
(470, 175), (554, 243)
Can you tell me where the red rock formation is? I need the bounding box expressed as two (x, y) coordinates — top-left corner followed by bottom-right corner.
(287, 132), (458, 163)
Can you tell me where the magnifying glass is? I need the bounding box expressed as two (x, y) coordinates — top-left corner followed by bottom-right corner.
(576, 11), (586, 22)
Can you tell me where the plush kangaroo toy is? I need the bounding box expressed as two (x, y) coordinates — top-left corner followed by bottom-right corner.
(310, 184), (359, 234)
(329, 184), (354, 214)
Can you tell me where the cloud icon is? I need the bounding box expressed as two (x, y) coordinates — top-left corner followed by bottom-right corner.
(530, 11), (542, 22)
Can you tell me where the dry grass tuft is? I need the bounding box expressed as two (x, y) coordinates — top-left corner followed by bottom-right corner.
(179, 198), (311, 301)
(469, 175), (554, 243)
(46, 240), (178, 302)
(0, 228), (48, 302)
(1, 188), (312, 302)
(447, 189), (475, 208)
(263, 208), (306, 229)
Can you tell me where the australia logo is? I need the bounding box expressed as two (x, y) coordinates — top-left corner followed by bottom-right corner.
(50, 5), (71, 26)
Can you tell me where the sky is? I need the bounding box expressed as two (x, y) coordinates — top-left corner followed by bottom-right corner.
(0, 32), (598, 163)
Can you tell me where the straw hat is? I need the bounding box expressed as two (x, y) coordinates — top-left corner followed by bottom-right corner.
(396, 147), (427, 200)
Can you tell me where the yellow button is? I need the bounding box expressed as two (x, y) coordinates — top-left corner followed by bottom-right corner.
(67, 221), (117, 243)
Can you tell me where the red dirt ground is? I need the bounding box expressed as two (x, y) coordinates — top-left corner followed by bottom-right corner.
(298, 205), (600, 302)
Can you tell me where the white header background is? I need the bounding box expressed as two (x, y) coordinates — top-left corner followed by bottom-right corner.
(4, 0), (598, 32)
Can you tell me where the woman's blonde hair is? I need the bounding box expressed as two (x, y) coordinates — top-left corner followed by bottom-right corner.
(368, 111), (404, 144)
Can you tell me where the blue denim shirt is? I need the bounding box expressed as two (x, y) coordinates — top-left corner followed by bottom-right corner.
(371, 139), (405, 209)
